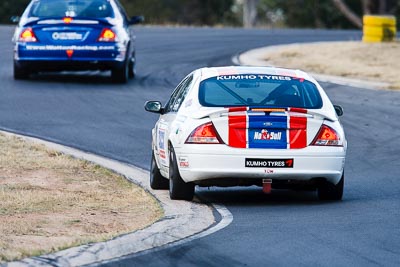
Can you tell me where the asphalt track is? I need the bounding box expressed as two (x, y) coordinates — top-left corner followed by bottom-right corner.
(1, 26), (399, 266)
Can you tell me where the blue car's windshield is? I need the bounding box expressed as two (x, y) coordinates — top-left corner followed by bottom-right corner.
(29, 0), (114, 18)
(199, 74), (323, 109)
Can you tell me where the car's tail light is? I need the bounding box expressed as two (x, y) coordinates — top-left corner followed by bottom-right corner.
(97, 28), (117, 42)
(311, 124), (343, 146)
(19, 28), (37, 42)
(185, 122), (224, 144)
(63, 17), (73, 24)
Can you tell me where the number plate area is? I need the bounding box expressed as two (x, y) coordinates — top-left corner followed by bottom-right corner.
(52, 32), (84, 41)
(245, 158), (294, 168)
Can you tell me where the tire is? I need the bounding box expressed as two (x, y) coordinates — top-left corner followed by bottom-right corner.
(318, 173), (344, 201)
(150, 151), (169, 190)
(111, 58), (129, 84)
(169, 145), (195, 200)
(14, 61), (30, 80)
(128, 53), (136, 79)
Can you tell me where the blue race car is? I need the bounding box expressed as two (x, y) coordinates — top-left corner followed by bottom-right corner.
(12, 0), (143, 83)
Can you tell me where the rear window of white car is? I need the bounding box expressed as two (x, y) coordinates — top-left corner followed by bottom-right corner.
(199, 74), (323, 109)
(29, 0), (114, 18)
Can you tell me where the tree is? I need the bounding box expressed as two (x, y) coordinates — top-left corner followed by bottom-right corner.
(243, 0), (259, 27)
(263, 0), (362, 29)
(2, 0), (398, 28)
(332, 0), (363, 27)
(120, 0), (236, 26)
(332, 0), (399, 28)
(0, 0), (30, 24)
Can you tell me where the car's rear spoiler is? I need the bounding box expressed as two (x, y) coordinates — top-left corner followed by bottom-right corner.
(191, 107), (337, 122)
(21, 17), (115, 27)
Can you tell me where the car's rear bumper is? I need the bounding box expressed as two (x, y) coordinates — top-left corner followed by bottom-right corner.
(173, 144), (346, 185)
(14, 43), (126, 71)
(14, 59), (124, 72)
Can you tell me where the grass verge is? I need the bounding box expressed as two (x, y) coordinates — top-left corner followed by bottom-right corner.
(262, 41), (400, 90)
(0, 132), (163, 263)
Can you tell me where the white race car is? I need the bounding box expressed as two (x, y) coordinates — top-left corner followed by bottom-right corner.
(145, 66), (347, 201)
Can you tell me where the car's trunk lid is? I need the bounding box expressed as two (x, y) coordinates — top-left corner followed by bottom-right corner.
(196, 107), (331, 149)
(28, 18), (113, 44)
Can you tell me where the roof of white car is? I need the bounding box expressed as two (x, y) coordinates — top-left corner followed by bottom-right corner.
(199, 66), (313, 81)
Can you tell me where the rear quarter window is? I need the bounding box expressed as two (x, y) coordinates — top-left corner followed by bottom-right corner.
(29, 0), (114, 18)
(199, 74), (323, 109)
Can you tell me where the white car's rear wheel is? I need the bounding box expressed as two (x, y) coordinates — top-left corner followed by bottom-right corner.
(150, 151), (169, 190)
(318, 173), (344, 201)
(169, 145), (194, 200)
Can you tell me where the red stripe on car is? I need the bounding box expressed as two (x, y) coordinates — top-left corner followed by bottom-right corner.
(228, 107), (247, 148)
(289, 115), (307, 149)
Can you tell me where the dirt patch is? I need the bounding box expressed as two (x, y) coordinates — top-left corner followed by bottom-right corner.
(0, 133), (163, 263)
(261, 41), (400, 90)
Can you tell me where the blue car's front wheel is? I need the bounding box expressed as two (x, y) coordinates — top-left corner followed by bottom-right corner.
(128, 52), (136, 79)
(111, 57), (129, 84)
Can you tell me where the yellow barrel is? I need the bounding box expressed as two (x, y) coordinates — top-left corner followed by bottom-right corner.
(362, 15), (397, 42)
